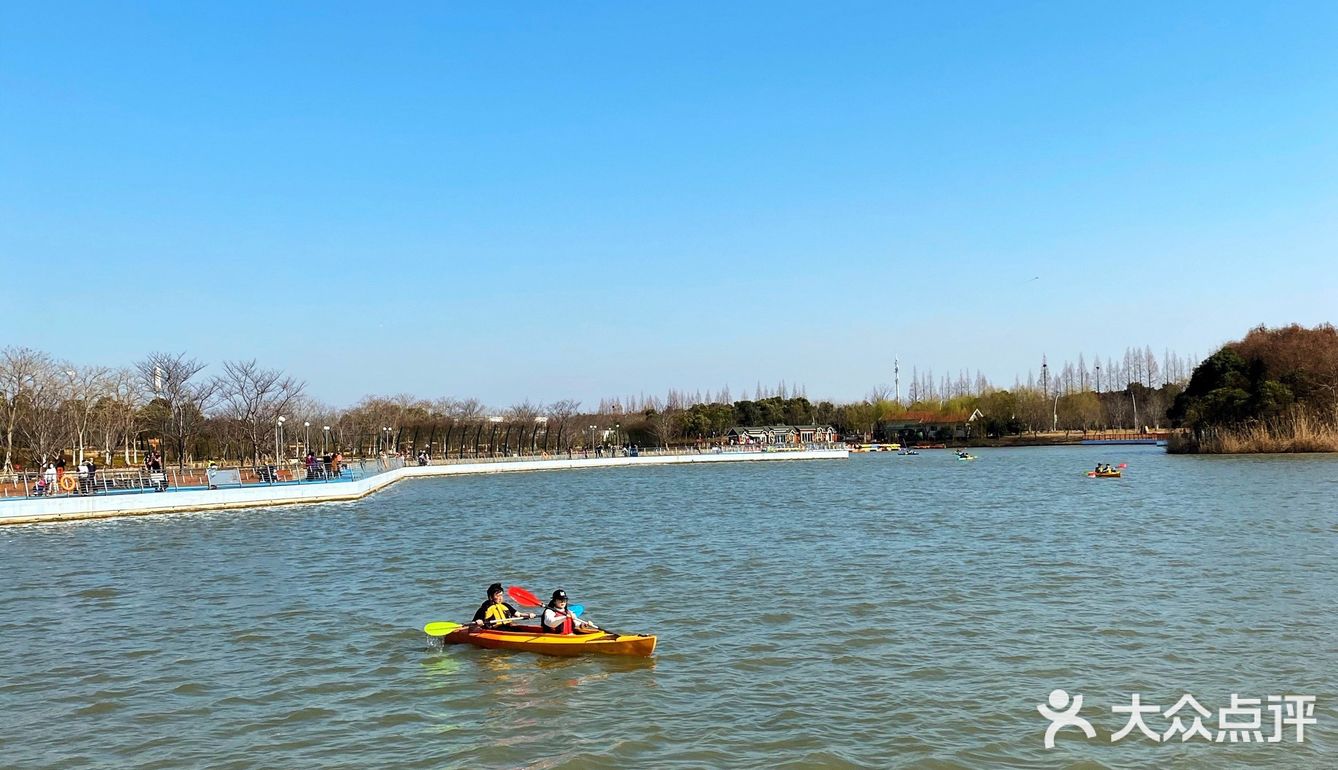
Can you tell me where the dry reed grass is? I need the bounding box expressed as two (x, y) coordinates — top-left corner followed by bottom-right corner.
(1169, 408), (1338, 454)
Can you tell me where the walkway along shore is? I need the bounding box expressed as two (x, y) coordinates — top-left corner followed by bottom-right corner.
(0, 448), (848, 526)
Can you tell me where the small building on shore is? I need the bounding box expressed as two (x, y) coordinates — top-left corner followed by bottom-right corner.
(724, 424), (837, 445)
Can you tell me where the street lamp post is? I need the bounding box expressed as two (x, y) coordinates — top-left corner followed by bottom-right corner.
(275, 416), (286, 468)
(304, 421), (311, 454)
(323, 426), (330, 454)
(1052, 392), (1061, 433)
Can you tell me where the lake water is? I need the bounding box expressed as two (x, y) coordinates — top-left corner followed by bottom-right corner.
(1, 446), (1334, 768)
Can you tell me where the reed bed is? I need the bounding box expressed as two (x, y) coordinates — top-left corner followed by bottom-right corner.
(1169, 408), (1338, 453)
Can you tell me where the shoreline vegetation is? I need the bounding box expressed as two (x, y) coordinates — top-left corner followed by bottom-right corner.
(1, 346), (1192, 473)
(1168, 323), (1338, 455)
(3, 323), (1336, 470)
(1167, 408), (1338, 454)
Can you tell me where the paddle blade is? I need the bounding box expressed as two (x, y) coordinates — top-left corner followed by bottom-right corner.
(424, 621), (464, 636)
(1086, 472), (1096, 477)
(508, 585), (542, 607)
(570, 604), (584, 617)
(1118, 463), (1128, 469)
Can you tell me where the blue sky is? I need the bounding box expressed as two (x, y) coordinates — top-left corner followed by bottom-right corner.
(3, 2), (1336, 407)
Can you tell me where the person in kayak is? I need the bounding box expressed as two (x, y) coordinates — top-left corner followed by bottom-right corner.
(541, 589), (598, 634)
(472, 583), (535, 630)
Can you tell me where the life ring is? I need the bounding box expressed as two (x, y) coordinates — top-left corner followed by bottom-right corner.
(541, 452), (550, 460)
(59, 475), (77, 492)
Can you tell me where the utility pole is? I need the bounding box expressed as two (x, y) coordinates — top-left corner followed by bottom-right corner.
(894, 356), (900, 403)
(1041, 354), (1049, 398)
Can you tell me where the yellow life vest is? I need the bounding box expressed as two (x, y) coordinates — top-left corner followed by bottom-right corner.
(483, 603), (513, 624)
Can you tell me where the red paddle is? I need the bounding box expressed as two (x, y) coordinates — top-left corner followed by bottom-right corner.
(508, 585), (602, 630)
(507, 585), (542, 607)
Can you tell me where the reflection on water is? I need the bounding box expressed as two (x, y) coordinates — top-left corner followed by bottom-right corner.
(1, 446), (1335, 768)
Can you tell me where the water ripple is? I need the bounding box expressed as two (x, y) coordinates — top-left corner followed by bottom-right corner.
(1, 447), (1335, 768)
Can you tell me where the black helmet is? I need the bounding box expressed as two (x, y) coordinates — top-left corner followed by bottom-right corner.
(487, 582), (504, 597)
(551, 589), (568, 601)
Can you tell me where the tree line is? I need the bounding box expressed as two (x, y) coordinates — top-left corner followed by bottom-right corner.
(1, 343), (1200, 472)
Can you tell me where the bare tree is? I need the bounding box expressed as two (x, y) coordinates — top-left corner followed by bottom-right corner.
(1105, 392), (1131, 429)
(63, 364), (111, 463)
(137, 352), (216, 469)
(545, 399), (582, 452)
(447, 398), (487, 457)
(95, 368), (144, 466)
(214, 359), (306, 465)
(506, 400), (543, 454)
(645, 407), (678, 449)
(16, 365), (67, 466)
(449, 398), (486, 421)
(1060, 362), (1076, 394)
(1, 347), (53, 472)
(388, 394), (432, 453)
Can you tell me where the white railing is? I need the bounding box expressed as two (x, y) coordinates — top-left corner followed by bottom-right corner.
(0, 456), (405, 500)
(0, 445), (840, 500)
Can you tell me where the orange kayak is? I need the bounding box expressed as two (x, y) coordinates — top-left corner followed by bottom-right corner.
(442, 625), (657, 657)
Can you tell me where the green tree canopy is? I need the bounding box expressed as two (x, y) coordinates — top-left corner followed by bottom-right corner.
(1171, 324), (1337, 428)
